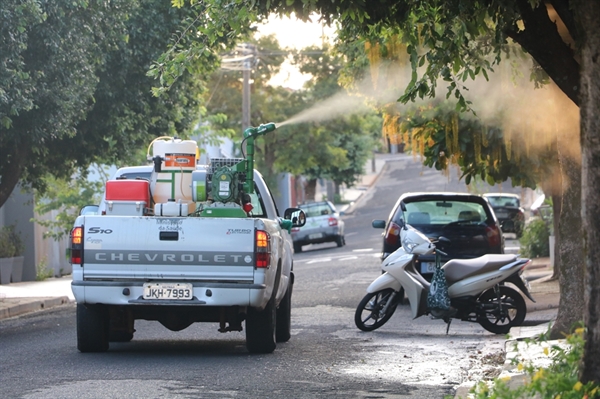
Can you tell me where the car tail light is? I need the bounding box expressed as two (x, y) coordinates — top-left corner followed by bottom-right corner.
(384, 221), (402, 246)
(70, 226), (83, 264)
(485, 224), (502, 248)
(291, 227), (300, 232)
(328, 217), (338, 227)
(255, 230), (271, 268)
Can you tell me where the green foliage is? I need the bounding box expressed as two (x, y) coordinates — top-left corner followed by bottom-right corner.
(0, 0), (206, 208)
(202, 35), (379, 189)
(0, 227), (16, 258)
(0, 225), (24, 257)
(469, 325), (600, 399)
(520, 218), (550, 258)
(398, 101), (558, 190)
(35, 256), (54, 281)
(33, 166), (108, 241)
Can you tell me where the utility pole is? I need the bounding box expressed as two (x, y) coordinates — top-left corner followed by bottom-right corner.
(242, 59), (251, 131)
(221, 43), (256, 134)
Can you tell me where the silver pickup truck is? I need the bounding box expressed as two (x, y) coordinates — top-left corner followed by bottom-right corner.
(71, 161), (305, 354)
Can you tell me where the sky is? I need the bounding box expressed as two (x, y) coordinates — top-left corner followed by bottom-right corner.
(255, 14), (336, 90)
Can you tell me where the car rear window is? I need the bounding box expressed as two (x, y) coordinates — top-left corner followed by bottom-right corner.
(300, 203), (333, 218)
(486, 196), (520, 207)
(400, 200), (488, 225)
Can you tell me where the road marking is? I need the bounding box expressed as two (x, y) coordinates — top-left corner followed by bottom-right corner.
(307, 258), (332, 264)
(352, 248), (375, 252)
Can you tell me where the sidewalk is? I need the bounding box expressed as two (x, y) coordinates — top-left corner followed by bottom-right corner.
(0, 276), (74, 320)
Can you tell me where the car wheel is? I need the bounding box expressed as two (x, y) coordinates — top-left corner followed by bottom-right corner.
(336, 235), (344, 247)
(293, 243), (302, 253)
(477, 286), (526, 334)
(77, 304), (109, 352)
(246, 295), (277, 353)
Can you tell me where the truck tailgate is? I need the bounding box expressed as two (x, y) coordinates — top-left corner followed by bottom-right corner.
(81, 216), (256, 282)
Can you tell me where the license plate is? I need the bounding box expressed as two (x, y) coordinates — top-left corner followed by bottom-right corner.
(143, 283), (193, 300)
(309, 233), (323, 239)
(421, 262), (437, 273)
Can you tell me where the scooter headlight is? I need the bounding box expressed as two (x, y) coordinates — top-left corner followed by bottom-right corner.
(403, 237), (418, 253)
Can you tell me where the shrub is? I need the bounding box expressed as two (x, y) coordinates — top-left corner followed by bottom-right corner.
(0, 227), (16, 258)
(520, 218), (550, 258)
(0, 225), (22, 257)
(469, 325), (600, 399)
(36, 256), (54, 281)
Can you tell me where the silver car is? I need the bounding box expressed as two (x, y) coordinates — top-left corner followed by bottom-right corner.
(291, 201), (345, 253)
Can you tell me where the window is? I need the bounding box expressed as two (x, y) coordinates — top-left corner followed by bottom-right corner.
(402, 200), (487, 225)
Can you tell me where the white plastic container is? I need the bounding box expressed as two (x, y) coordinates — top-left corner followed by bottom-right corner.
(151, 138), (197, 205)
(154, 200), (189, 217)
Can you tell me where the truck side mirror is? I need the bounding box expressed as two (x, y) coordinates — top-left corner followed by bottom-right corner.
(284, 208), (306, 228)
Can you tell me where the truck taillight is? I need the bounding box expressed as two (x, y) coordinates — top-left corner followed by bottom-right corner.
(328, 217), (338, 227)
(384, 222), (402, 246)
(255, 230), (271, 268)
(71, 226), (83, 264)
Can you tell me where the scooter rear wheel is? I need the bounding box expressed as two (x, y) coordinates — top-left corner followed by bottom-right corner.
(355, 288), (401, 331)
(477, 286), (527, 334)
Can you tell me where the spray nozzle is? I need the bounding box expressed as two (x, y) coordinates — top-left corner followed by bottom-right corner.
(243, 123), (276, 139)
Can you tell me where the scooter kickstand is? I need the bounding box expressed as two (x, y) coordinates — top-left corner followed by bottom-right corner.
(445, 318), (452, 335)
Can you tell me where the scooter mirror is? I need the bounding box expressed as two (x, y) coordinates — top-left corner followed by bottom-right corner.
(400, 201), (407, 212)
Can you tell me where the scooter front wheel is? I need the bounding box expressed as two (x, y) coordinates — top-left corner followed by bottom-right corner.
(355, 288), (401, 331)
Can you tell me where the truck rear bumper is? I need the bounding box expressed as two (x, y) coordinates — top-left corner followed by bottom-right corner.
(72, 280), (267, 307)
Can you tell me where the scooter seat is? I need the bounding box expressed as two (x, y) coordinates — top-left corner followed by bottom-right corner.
(442, 254), (518, 284)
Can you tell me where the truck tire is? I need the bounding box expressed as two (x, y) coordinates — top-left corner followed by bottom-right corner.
(77, 304), (109, 352)
(276, 281), (293, 343)
(246, 295), (277, 353)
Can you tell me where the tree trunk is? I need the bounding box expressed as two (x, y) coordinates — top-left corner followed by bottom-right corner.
(550, 193), (561, 278)
(550, 152), (583, 339)
(304, 178), (317, 202)
(573, 0), (600, 384)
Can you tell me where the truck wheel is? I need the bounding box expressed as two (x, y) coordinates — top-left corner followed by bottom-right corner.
(276, 282), (292, 343)
(246, 295), (277, 353)
(77, 304), (109, 352)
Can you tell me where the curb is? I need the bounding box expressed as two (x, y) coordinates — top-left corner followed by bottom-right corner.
(0, 296), (72, 320)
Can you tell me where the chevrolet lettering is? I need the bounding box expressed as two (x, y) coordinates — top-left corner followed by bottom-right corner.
(89, 250), (253, 265)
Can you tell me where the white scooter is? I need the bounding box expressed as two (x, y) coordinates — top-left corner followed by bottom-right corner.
(355, 219), (535, 334)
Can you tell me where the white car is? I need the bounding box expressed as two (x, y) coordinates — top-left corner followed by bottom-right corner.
(291, 201), (345, 253)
